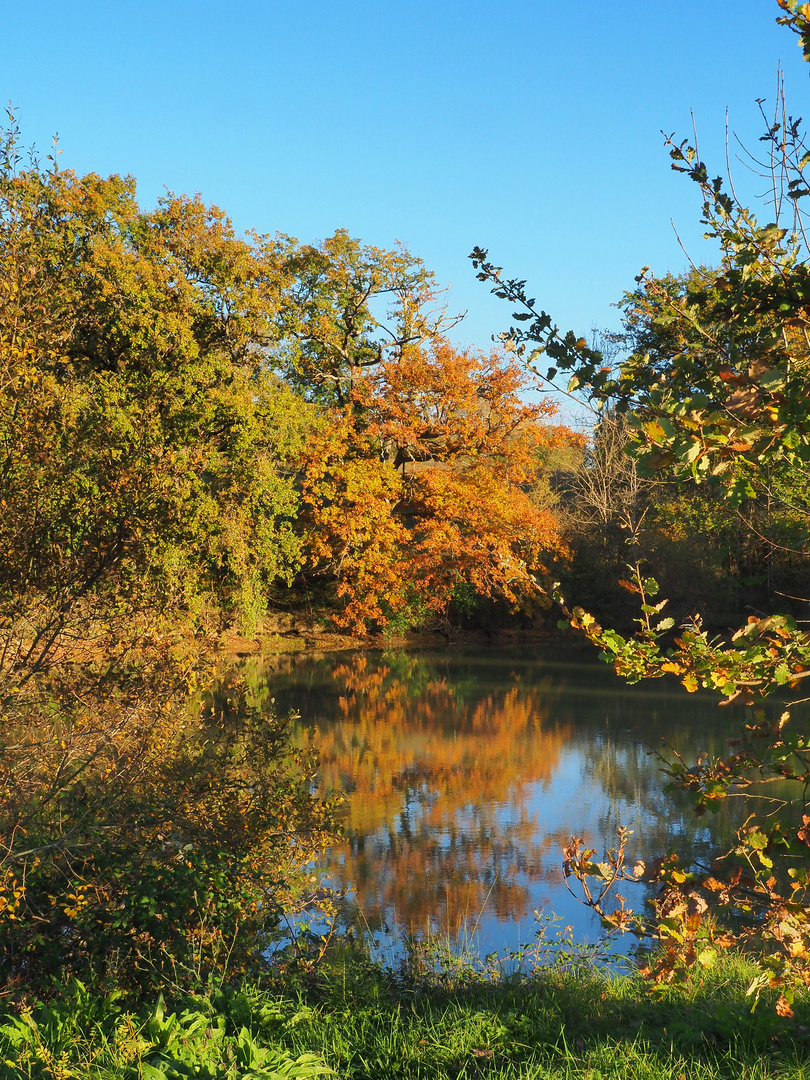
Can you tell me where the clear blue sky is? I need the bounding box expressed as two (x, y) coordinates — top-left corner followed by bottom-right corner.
(4, 1), (808, 356)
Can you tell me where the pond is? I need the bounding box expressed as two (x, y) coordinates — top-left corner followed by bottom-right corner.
(237, 645), (761, 962)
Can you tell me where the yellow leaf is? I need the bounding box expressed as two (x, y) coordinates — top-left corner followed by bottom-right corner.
(697, 947), (717, 967)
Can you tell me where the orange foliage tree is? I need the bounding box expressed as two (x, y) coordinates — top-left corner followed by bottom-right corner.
(299, 413), (411, 630)
(298, 335), (582, 632)
(371, 340), (578, 618)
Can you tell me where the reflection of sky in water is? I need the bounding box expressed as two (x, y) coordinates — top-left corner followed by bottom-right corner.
(254, 647), (761, 962)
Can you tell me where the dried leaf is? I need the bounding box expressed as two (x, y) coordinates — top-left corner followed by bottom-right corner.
(776, 994), (794, 1018)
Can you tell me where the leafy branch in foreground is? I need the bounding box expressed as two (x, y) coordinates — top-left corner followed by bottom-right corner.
(472, 0), (810, 1013)
(556, 561), (810, 1011)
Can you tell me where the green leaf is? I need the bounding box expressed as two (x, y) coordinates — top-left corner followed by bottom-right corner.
(758, 367), (786, 390)
(728, 477), (757, 506)
(682, 440), (702, 464)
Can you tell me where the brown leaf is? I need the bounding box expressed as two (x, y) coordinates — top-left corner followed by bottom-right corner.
(747, 358), (771, 379)
(617, 578), (641, 594)
(776, 994), (794, 1018)
(713, 934), (737, 949)
(687, 891), (708, 916)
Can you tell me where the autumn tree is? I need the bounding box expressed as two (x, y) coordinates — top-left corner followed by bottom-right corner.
(0, 114), (313, 704)
(296, 335), (581, 632)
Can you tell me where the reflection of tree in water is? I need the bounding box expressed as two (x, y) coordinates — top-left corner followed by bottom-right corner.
(293, 653), (570, 934)
(236, 648), (758, 939)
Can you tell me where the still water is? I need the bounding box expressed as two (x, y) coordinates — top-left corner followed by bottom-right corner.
(242, 646), (757, 959)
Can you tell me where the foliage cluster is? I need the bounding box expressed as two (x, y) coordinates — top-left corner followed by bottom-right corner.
(0, 115), (339, 1002)
(0, 654), (339, 999)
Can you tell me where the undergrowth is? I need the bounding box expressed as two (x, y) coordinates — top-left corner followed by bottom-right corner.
(2, 946), (810, 1078)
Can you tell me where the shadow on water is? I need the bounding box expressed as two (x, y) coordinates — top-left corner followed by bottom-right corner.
(230, 645), (766, 962)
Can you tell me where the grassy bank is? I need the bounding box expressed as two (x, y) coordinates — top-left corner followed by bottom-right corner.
(3, 951), (810, 1079)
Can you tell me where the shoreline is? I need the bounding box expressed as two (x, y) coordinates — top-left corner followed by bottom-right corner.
(216, 614), (592, 662)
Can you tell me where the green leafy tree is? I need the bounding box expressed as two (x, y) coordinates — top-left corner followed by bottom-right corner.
(0, 112), (309, 703)
(0, 119), (341, 999)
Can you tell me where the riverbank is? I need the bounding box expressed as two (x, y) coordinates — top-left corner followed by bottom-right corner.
(4, 950), (809, 1078)
(216, 607), (580, 661)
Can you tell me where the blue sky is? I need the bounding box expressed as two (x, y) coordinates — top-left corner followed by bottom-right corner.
(4, 2), (808, 363)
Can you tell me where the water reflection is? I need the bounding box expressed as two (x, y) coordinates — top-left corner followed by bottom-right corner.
(240, 647), (757, 955)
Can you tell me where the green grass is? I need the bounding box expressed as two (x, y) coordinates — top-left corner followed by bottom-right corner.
(2, 951), (810, 1078)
